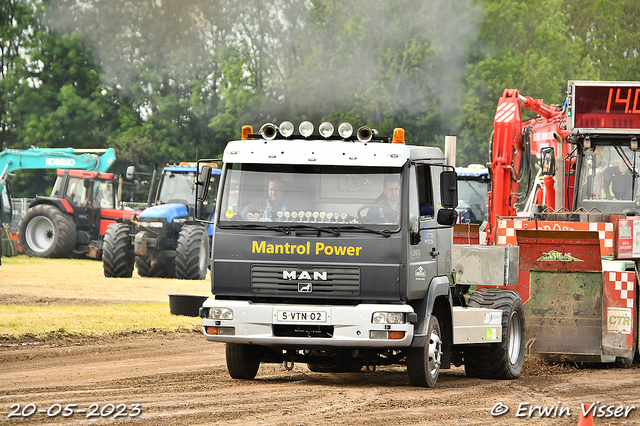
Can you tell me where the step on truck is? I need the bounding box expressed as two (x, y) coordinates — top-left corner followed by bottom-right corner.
(195, 122), (524, 387)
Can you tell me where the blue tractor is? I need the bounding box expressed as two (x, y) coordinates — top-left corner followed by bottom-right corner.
(103, 162), (221, 280)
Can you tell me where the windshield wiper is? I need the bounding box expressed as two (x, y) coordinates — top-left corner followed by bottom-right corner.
(222, 223), (292, 234)
(288, 223), (341, 236)
(336, 224), (392, 237)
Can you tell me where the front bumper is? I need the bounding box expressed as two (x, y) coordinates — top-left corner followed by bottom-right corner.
(201, 300), (415, 348)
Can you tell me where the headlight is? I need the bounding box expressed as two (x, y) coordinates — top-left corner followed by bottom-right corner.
(371, 312), (406, 324)
(208, 307), (234, 320)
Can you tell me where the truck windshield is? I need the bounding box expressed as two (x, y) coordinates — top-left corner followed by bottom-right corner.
(578, 145), (640, 206)
(218, 164), (402, 228)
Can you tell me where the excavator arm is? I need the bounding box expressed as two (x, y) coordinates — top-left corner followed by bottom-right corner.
(487, 89), (569, 244)
(0, 147), (116, 193)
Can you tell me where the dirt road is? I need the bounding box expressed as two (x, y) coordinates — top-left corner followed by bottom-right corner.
(1, 330), (640, 425)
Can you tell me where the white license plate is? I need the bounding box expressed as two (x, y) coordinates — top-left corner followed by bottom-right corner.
(277, 310), (327, 323)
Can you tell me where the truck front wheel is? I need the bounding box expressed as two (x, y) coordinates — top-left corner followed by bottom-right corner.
(103, 223), (134, 278)
(226, 343), (261, 380)
(176, 224), (209, 280)
(406, 314), (442, 387)
(18, 205), (76, 258)
(464, 289), (525, 379)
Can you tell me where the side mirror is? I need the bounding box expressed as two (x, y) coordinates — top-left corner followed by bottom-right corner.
(440, 170), (458, 208)
(540, 147), (555, 176)
(126, 165), (136, 180)
(437, 208), (457, 226)
(196, 165), (212, 202)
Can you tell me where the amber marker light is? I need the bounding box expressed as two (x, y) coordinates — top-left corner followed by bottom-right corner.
(392, 128), (405, 144)
(241, 125), (254, 140)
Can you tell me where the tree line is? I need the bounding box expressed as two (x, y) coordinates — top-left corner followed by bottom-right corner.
(1, 0), (638, 197)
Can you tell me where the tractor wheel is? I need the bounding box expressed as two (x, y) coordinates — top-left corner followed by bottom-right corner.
(135, 255), (174, 278)
(102, 223), (134, 278)
(18, 205), (76, 258)
(226, 343), (261, 380)
(464, 289), (526, 379)
(406, 314), (442, 387)
(175, 224), (209, 280)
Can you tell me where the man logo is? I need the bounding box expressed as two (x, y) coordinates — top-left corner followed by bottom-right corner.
(283, 270), (327, 281)
(298, 283), (312, 293)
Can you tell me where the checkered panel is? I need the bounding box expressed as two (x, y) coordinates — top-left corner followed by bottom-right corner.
(496, 218), (615, 255)
(606, 271), (636, 309)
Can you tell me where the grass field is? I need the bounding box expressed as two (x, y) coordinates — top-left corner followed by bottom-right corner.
(0, 255), (211, 338)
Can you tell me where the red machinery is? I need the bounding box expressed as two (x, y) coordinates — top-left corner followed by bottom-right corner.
(485, 81), (640, 365)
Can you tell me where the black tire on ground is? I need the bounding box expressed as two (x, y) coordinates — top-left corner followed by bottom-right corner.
(226, 343), (261, 380)
(464, 288), (526, 379)
(18, 204), (76, 258)
(135, 255), (174, 278)
(102, 223), (134, 278)
(175, 224), (209, 280)
(406, 314), (442, 387)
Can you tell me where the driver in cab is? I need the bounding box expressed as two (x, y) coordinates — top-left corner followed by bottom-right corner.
(241, 176), (290, 220)
(365, 176), (400, 223)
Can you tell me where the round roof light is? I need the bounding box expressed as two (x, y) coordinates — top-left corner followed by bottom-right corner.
(279, 121), (294, 138)
(299, 121), (314, 137)
(338, 122), (353, 139)
(319, 122), (334, 138)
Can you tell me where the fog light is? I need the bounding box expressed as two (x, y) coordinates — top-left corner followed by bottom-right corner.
(370, 330), (388, 339)
(299, 121), (314, 137)
(279, 121), (294, 138)
(372, 312), (406, 324)
(319, 122), (334, 138)
(338, 122), (353, 139)
(205, 326), (235, 336)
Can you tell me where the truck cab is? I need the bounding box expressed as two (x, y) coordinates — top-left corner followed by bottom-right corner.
(196, 122), (524, 387)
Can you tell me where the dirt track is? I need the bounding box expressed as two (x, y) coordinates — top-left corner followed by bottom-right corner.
(1, 330), (640, 425)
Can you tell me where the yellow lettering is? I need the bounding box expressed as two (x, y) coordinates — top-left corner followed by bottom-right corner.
(325, 246), (334, 255)
(275, 245), (284, 254)
(356, 247), (362, 255)
(347, 247), (355, 256)
(252, 241), (265, 253)
(315, 242), (325, 255)
(296, 244), (306, 255)
(334, 246), (347, 255)
(266, 244), (274, 254)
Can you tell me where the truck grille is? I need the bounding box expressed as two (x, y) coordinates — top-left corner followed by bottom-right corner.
(251, 265), (360, 296)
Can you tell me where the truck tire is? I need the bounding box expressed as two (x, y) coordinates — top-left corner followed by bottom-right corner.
(464, 288), (525, 379)
(103, 223), (134, 278)
(226, 343), (261, 380)
(135, 255), (174, 278)
(175, 224), (209, 280)
(406, 314), (442, 387)
(18, 204), (76, 258)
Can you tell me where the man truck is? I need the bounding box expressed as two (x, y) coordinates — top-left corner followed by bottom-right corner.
(194, 121), (524, 387)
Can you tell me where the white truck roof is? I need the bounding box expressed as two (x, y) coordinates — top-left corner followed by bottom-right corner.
(223, 139), (445, 167)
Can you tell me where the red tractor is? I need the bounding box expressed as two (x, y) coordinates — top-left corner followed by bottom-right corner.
(484, 80), (640, 365)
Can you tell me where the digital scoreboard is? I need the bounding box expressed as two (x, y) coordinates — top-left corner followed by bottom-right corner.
(567, 80), (640, 133)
